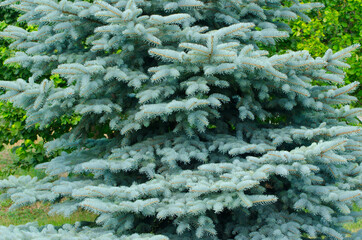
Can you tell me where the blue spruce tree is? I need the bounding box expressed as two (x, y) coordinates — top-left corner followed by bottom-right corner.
(0, 0), (360, 239)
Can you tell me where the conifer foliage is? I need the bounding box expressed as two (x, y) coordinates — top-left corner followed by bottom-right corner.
(0, 0), (361, 239)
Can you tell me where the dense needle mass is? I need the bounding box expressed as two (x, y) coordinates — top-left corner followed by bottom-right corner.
(0, 0), (360, 239)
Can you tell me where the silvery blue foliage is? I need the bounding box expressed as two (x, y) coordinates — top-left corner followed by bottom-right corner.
(0, 0), (360, 239)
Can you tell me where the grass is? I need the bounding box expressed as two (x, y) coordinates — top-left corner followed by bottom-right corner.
(0, 145), (98, 227)
(0, 145), (360, 233)
(0, 199), (97, 227)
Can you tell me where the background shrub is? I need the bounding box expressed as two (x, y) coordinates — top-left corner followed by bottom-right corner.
(273, 0), (361, 100)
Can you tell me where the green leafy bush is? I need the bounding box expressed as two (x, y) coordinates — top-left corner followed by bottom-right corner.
(273, 0), (361, 99)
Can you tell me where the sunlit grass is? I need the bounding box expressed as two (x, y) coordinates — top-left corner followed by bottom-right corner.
(0, 199), (97, 227)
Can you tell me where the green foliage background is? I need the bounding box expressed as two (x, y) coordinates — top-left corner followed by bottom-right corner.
(275, 0), (361, 99)
(0, 0), (360, 173)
